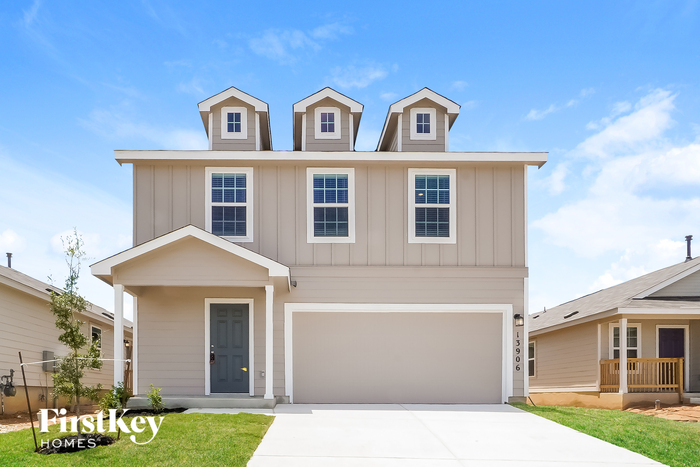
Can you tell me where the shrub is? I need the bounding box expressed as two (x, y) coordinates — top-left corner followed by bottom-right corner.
(99, 382), (131, 415)
(147, 383), (164, 414)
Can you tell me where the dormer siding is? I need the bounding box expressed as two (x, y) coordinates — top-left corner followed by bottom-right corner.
(210, 97), (257, 151)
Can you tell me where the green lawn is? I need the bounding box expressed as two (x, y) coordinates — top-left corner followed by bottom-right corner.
(0, 412), (273, 467)
(513, 403), (700, 467)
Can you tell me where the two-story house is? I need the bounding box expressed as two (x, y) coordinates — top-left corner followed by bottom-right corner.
(91, 86), (546, 407)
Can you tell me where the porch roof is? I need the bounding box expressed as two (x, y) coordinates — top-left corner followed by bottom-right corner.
(90, 225), (291, 290)
(530, 256), (700, 334)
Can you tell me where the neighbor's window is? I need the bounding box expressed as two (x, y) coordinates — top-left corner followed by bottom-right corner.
(91, 325), (102, 352)
(206, 167), (254, 242)
(409, 108), (436, 140)
(307, 168), (355, 243)
(611, 325), (640, 359)
(220, 107), (248, 139)
(314, 107), (340, 139)
(528, 342), (535, 377)
(408, 169), (456, 243)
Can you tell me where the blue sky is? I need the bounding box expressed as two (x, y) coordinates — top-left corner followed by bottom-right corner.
(1, 1), (699, 318)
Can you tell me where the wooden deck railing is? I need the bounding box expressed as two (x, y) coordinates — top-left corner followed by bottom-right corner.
(600, 358), (684, 394)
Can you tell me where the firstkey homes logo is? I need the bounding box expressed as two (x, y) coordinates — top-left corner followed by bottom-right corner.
(39, 408), (165, 447)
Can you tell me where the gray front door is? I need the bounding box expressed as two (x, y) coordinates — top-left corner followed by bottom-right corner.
(210, 303), (249, 393)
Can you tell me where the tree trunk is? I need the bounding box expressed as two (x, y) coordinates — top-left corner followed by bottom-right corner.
(75, 393), (82, 435)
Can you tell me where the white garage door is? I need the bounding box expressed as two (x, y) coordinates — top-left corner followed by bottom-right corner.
(291, 311), (503, 404)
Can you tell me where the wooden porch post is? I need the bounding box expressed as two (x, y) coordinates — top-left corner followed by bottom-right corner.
(619, 318), (628, 394)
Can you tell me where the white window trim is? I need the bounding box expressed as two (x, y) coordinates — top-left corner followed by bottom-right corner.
(220, 106), (248, 140)
(655, 325), (690, 392)
(409, 107), (437, 141)
(407, 168), (457, 244)
(528, 341), (536, 378)
(306, 168), (355, 244)
(205, 167), (254, 242)
(314, 107), (341, 140)
(90, 324), (102, 371)
(284, 303), (514, 404)
(609, 323), (641, 359)
(204, 298), (255, 396)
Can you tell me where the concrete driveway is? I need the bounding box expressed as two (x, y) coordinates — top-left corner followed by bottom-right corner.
(190, 404), (662, 466)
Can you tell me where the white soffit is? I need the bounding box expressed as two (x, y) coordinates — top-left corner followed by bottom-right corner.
(389, 88), (461, 115)
(293, 87), (363, 113)
(198, 87), (269, 112)
(90, 225), (290, 278)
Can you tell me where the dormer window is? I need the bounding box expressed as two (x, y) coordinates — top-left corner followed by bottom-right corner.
(410, 108), (436, 141)
(315, 107), (340, 139)
(221, 107), (248, 139)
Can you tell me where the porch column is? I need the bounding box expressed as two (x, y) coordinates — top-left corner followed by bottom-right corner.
(619, 318), (628, 394)
(264, 285), (274, 400)
(132, 295), (138, 395)
(114, 284), (124, 386)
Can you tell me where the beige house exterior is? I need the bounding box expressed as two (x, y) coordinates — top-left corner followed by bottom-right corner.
(0, 264), (132, 414)
(529, 255), (700, 409)
(91, 86), (546, 407)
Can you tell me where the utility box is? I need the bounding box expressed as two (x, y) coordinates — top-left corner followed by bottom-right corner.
(42, 351), (56, 373)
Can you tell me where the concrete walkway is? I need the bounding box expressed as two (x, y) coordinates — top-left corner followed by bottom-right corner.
(186, 404), (663, 466)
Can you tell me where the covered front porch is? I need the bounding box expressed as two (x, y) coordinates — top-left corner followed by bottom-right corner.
(90, 225), (291, 407)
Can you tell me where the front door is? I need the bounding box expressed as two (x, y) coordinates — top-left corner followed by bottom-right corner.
(658, 328), (685, 358)
(210, 303), (249, 393)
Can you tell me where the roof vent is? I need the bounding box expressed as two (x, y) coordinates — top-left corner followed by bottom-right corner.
(6, 253), (11, 268)
(685, 235), (693, 262)
(564, 311), (579, 319)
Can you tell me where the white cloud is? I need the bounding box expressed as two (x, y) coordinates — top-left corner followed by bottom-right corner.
(310, 22), (353, 40)
(532, 89), (699, 262)
(249, 23), (352, 64)
(462, 100), (477, 110)
(329, 63), (388, 89)
(525, 87), (595, 121)
(23, 0), (41, 27)
(539, 162), (569, 195)
(177, 77), (206, 96)
(80, 108), (207, 150)
(0, 229), (27, 255)
(451, 80), (468, 91)
(380, 92), (398, 101)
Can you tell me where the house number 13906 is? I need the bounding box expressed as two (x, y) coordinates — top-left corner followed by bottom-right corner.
(515, 332), (521, 372)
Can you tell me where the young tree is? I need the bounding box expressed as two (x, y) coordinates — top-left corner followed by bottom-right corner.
(49, 230), (102, 434)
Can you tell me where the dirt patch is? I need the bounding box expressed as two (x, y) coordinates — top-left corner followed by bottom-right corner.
(0, 410), (99, 434)
(38, 433), (115, 454)
(626, 404), (700, 422)
(119, 407), (186, 417)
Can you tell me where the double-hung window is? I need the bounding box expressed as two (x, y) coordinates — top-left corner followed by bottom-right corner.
(206, 167), (253, 242)
(91, 325), (102, 359)
(307, 168), (355, 243)
(220, 107), (248, 139)
(610, 324), (641, 359)
(409, 108), (437, 140)
(528, 342), (536, 377)
(314, 107), (341, 139)
(408, 168), (456, 243)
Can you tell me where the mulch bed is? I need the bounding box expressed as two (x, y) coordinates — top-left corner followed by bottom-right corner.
(105, 407), (187, 418)
(38, 433), (115, 454)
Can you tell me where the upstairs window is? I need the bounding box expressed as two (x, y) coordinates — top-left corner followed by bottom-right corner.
(221, 107), (248, 140)
(205, 168), (253, 242)
(408, 169), (456, 243)
(314, 107), (341, 139)
(409, 107), (437, 141)
(307, 168), (355, 243)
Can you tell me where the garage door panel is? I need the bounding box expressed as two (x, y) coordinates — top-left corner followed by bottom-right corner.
(293, 312), (502, 403)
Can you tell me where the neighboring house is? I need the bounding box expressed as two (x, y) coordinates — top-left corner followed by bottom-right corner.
(529, 246), (700, 409)
(91, 86), (546, 408)
(0, 262), (133, 414)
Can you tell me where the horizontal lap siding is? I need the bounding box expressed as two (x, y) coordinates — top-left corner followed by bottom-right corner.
(530, 322), (598, 391)
(134, 162), (526, 270)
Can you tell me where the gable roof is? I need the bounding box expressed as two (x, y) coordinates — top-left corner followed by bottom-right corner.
(91, 225), (291, 289)
(377, 88), (460, 151)
(0, 264), (131, 328)
(529, 257), (700, 333)
(530, 256), (700, 333)
(197, 86), (272, 150)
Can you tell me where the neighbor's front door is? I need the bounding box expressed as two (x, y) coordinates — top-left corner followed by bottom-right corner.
(210, 303), (249, 393)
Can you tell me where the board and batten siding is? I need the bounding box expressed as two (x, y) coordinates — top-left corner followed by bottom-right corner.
(529, 321), (598, 391)
(132, 162), (526, 269)
(0, 283), (123, 389)
(132, 270), (525, 397)
(304, 97), (352, 152)
(649, 271), (700, 297)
